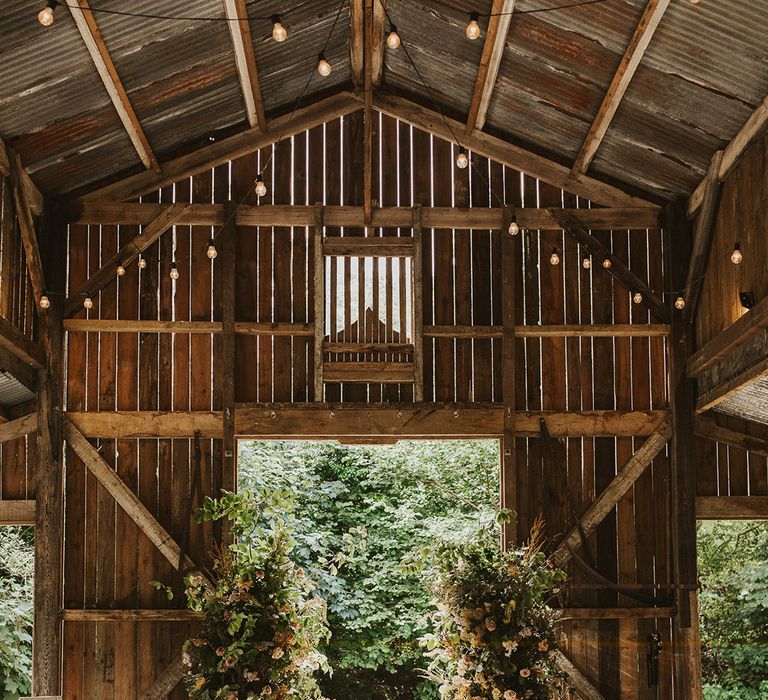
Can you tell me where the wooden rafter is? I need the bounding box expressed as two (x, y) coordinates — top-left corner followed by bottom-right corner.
(465, 0), (515, 134)
(1, 139), (43, 215)
(553, 420), (672, 566)
(67, 0), (159, 171)
(689, 93), (768, 217)
(372, 91), (660, 209)
(0, 500), (35, 526)
(80, 92), (360, 202)
(694, 413), (768, 458)
(0, 314), (45, 368)
(63, 420), (211, 587)
(571, 0), (671, 175)
(696, 496), (768, 520)
(547, 208), (669, 323)
(222, 0), (266, 130)
(64, 203), (191, 316)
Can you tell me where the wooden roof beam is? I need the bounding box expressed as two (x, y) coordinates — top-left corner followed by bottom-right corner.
(67, 0), (159, 171)
(571, 0), (671, 175)
(372, 91), (660, 209)
(695, 413), (768, 458)
(689, 93), (768, 217)
(465, 0), (516, 134)
(1, 140), (43, 215)
(222, 0), (267, 130)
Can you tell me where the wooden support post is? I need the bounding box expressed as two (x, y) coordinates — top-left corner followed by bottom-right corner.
(313, 204), (325, 400)
(412, 206), (424, 402)
(501, 209), (516, 547)
(363, 0), (374, 224)
(666, 199), (703, 697)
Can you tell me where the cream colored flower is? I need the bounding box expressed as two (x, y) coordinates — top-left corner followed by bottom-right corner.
(485, 618), (497, 632)
(520, 627), (532, 637)
(272, 647), (285, 659)
(260, 686), (272, 696)
(503, 691), (517, 700)
(520, 668), (531, 678)
(538, 639), (549, 651)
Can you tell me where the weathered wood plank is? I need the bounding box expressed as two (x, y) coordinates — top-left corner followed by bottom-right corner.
(323, 361), (415, 383)
(138, 659), (186, 700)
(323, 235), (413, 257)
(0, 413), (38, 443)
(67, 411), (223, 438)
(696, 496), (768, 520)
(412, 206), (424, 402)
(62, 609), (203, 622)
(694, 414), (768, 458)
(552, 651), (606, 700)
(0, 314), (45, 367)
(557, 607), (675, 621)
(0, 499), (35, 525)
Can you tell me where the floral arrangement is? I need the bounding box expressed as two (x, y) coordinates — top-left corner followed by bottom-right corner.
(180, 491), (332, 700)
(421, 518), (566, 700)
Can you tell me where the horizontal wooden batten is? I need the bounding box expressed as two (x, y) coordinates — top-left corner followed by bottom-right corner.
(322, 236), (413, 258)
(0, 500), (35, 525)
(66, 203), (661, 231)
(324, 342), (414, 354)
(323, 361), (415, 383)
(425, 324), (670, 338)
(696, 496), (768, 520)
(64, 320), (223, 334)
(694, 414), (768, 458)
(67, 411), (224, 438)
(0, 412), (38, 443)
(62, 609), (203, 623)
(556, 607), (675, 621)
(235, 322), (314, 337)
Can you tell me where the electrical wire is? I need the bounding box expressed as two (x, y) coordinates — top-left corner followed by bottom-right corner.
(483, 0), (617, 16)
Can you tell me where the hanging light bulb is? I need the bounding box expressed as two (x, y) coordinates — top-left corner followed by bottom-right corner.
(465, 12), (481, 40)
(271, 15), (287, 42)
(255, 174), (268, 197)
(633, 291), (643, 304)
(317, 53), (332, 77)
(674, 295), (686, 310)
(730, 241), (743, 265)
(207, 238), (218, 260)
(456, 146), (469, 169)
(39, 293), (51, 310)
(386, 26), (401, 49)
(138, 256), (147, 270)
(37, 0), (56, 27)
(116, 264), (126, 277)
(582, 256), (592, 269)
(602, 257), (612, 269)
(508, 214), (519, 236)
(549, 248), (561, 266)
(170, 262), (180, 280)
(83, 295), (93, 310)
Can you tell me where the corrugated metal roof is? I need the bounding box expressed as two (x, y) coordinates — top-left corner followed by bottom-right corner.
(0, 371), (35, 408)
(715, 375), (768, 427)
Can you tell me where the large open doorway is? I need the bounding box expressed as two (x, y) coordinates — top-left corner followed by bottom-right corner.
(236, 438), (501, 700)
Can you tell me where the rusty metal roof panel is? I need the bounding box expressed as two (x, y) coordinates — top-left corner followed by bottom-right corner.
(715, 376), (768, 427)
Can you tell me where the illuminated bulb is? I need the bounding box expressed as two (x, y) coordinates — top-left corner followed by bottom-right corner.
(83, 296), (93, 310)
(456, 147), (469, 169)
(207, 238), (218, 260)
(582, 257), (592, 269)
(39, 294), (50, 310)
(465, 12), (481, 40)
(675, 296), (686, 310)
(730, 242), (743, 265)
(170, 262), (180, 280)
(37, 1), (55, 27)
(633, 291), (643, 304)
(549, 248), (560, 266)
(138, 256), (147, 270)
(602, 258), (612, 269)
(317, 53), (332, 77)
(255, 174), (267, 197)
(116, 265), (126, 277)
(271, 15), (287, 42)
(386, 27), (401, 49)
(508, 215), (519, 236)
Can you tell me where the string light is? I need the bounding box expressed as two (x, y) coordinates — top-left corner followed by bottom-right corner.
(83, 295), (93, 310)
(116, 265), (126, 277)
(271, 15), (287, 42)
(582, 257), (592, 269)
(207, 239), (218, 259)
(674, 296), (686, 310)
(255, 174), (268, 197)
(317, 53), (332, 77)
(602, 258), (612, 269)
(170, 262), (180, 280)
(39, 293), (51, 310)
(549, 248), (560, 266)
(38, 0), (56, 26)
(465, 12), (481, 39)
(138, 256), (147, 269)
(633, 291), (643, 304)
(730, 241), (743, 265)
(386, 26), (401, 49)
(456, 146), (469, 169)
(508, 214), (519, 235)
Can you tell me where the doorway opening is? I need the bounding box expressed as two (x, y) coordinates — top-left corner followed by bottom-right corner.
(237, 438), (501, 700)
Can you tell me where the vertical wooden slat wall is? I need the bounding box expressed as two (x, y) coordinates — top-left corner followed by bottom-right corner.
(59, 111), (695, 697)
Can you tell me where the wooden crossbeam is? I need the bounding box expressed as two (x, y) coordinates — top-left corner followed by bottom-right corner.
(553, 651), (607, 700)
(571, 0), (670, 174)
(62, 609), (202, 622)
(0, 500), (35, 526)
(222, 0), (266, 130)
(682, 150), (723, 321)
(557, 607), (675, 621)
(63, 420), (211, 586)
(323, 236), (413, 257)
(696, 496), (768, 520)
(372, 91), (660, 209)
(323, 361), (415, 383)
(139, 659), (186, 700)
(0, 413), (38, 444)
(0, 314), (45, 368)
(0, 139), (43, 215)
(67, 0), (158, 171)
(548, 208), (669, 323)
(465, 0), (515, 133)
(694, 413), (768, 458)
(67, 202), (662, 230)
(425, 324), (670, 338)
(689, 93), (768, 217)
(81, 92), (360, 202)
(67, 411), (223, 438)
(553, 421), (672, 566)
(64, 203), (191, 316)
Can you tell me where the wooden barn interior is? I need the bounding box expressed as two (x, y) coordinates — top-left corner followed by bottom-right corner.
(1, 0), (767, 697)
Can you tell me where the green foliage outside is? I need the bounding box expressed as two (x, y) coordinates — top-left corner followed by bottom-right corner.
(699, 520), (768, 700)
(237, 440), (501, 700)
(0, 526), (33, 700)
